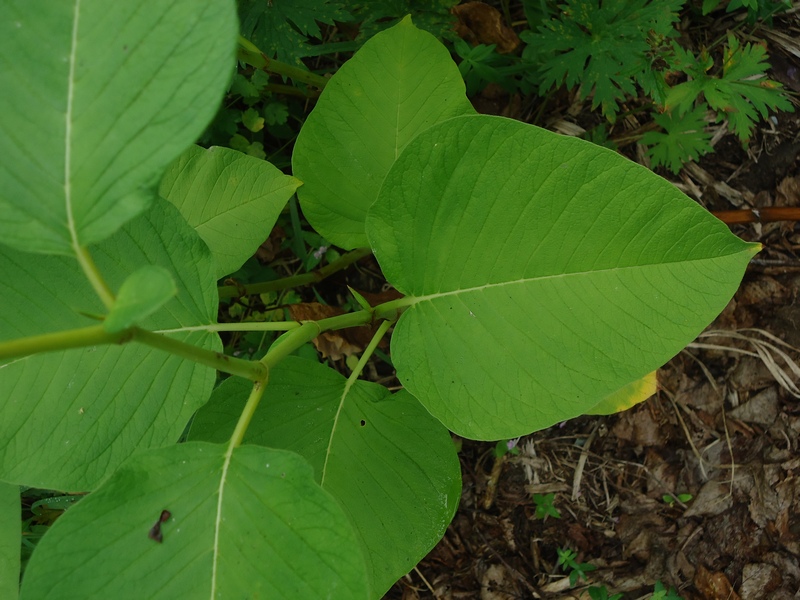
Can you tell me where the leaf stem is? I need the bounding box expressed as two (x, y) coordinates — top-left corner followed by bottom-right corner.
(345, 320), (392, 385)
(227, 312), (398, 448)
(218, 247), (373, 300)
(154, 322), (302, 334)
(227, 379), (267, 449)
(225, 321), (328, 451)
(373, 296), (414, 318)
(75, 246), (115, 310)
(237, 36), (329, 89)
(1, 298), (406, 376)
(259, 321), (323, 370)
(257, 307), (401, 371)
(0, 325), (128, 362)
(131, 328), (268, 382)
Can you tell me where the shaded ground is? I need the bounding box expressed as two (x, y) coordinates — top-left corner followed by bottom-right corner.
(380, 5), (800, 600)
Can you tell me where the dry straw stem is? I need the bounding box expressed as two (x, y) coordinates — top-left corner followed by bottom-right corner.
(688, 328), (800, 397)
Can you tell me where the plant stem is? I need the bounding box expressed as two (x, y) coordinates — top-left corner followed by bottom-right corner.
(0, 325), (128, 362)
(345, 320), (392, 385)
(227, 313), (398, 447)
(1, 295), (407, 383)
(218, 247), (373, 300)
(288, 196), (306, 266)
(259, 321), (322, 370)
(263, 83), (321, 98)
(75, 246), (115, 310)
(373, 297), (414, 319)
(713, 207), (800, 225)
(225, 323), (327, 450)
(154, 322), (302, 334)
(132, 328), (268, 382)
(228, 379), (267, 449)
(0, 324), (269, 381)
(258, 306), (401, 371)
(237, 36), (329, 89)
(228, 315), (396, 448)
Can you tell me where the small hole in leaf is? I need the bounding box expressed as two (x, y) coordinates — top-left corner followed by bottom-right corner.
(360, 420), (366, 427)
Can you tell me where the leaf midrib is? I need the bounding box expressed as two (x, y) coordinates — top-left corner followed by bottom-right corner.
(209, 445), (232, 598)
(319, 379), (353, 488)
(64, 0), (82, 251)
(402, 249), (754, 305)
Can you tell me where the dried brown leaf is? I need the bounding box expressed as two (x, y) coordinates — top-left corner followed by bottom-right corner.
(694, 564), (741, 600)
(452, 2), (520, 54)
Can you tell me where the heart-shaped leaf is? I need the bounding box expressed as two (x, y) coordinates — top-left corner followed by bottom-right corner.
(366, 115), (758, 440)
(292, 16), (474, 249)
(20, 443), (369, 599)
(160, 145), (300, 278)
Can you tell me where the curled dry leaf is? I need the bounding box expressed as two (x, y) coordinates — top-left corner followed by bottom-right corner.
(452, 2), (520, 54)
(255, 225), (286, 263)
(776, 176), (800, 206)
(736, 277), (790, 308)
(693, 564), (741, 600)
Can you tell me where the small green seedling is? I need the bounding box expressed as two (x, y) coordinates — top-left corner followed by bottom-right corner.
(651, 580), (683, 599)
(662, 493), (693, 507)
(588, 585), (623, 600)
(493, 438), (521, 458)
(532, 492), (561, 521)
(557, 547), (597, 586)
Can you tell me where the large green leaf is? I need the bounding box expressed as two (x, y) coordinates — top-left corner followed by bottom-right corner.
(0, 198), (219, 490)
(189, 358), (461, 596)
(366, 114), (759, 440)
(292, 16), (474, 250)
(20, 443), (369, 599)
(160, 145), (300, 278)
(0, 0), (236, 256)
(0, 482), (19, 600)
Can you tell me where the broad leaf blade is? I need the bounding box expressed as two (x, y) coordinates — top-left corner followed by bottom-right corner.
(0, 482), (19, 600)
(292, 15), (474, 249)
(160, 145), (300, 278)
(104, 266), (177, 333)
(0, 0), (236, 255)
(366, 114), (758, 440)
(189, 358), (461, 596)
(0, 199), (219, 490)
(20, 443), (369, 599)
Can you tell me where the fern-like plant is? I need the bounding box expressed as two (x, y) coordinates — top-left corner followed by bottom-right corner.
(522, 0), (684, 119)
(520, 0), (793, 172)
